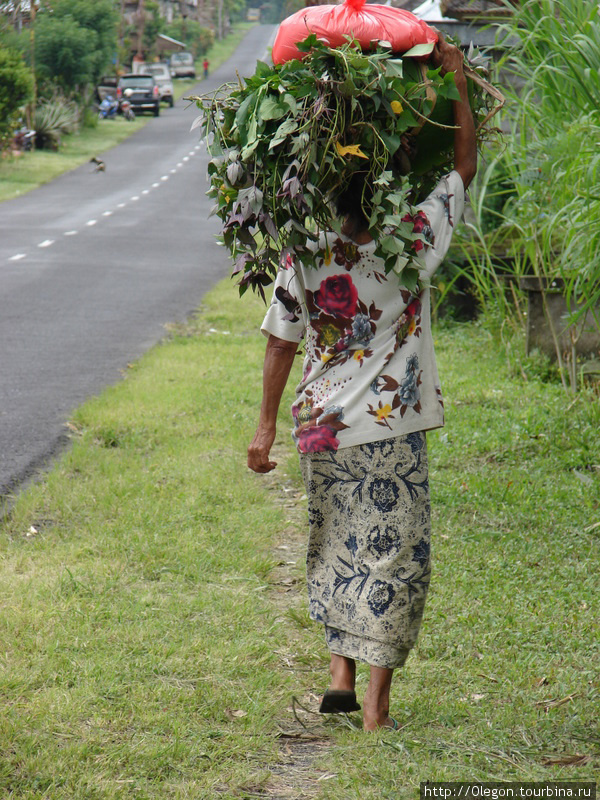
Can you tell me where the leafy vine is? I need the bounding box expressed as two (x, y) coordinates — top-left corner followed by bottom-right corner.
(192, 36), (496, 297)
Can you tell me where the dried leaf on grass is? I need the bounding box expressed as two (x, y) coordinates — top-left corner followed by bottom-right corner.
(535, 693), (577, 710)
(477, 673), (499, 683)
(225, 708), (248, 720)
(541, 754), (592, 767)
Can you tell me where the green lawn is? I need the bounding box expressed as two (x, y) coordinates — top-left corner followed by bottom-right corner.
(1, 277), (597, 799)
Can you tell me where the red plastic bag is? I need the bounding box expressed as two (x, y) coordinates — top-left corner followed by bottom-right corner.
(272, 0), (437, 65)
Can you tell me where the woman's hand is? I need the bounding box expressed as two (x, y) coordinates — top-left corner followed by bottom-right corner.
(430, 30), (477, 189)
(247, 334), (298, 474)
(431, 31), (465, 80)
(248, 424), (278, 473)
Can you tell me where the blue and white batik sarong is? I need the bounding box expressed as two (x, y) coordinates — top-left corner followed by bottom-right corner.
(300, 432), (431, 669)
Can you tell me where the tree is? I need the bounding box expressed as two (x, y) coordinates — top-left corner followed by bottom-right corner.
(34, 0), (117, 93)
(142, 1), (161, 59)
(0, 46), (32, 144)
(35, 14), (95, 91)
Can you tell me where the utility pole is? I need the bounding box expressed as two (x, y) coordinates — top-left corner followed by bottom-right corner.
(12, 0), (22, 32)
(217, 0), (223, 40)
(178, 1), (187, 41)
(116, 0), (125, 73)
(28, 0), (38, 129)
(135, 0), (146, 62)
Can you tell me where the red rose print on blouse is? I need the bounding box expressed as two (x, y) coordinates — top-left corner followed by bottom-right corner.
(313, 274), (358, 318)
(297, 424), (340, 453)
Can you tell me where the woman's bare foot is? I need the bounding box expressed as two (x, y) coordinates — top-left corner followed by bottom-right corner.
(362, 665), (395, 731)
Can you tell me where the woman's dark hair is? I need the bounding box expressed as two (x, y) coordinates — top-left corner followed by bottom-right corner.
(335, 136), (417, 230)
(335, 170), (371, 231)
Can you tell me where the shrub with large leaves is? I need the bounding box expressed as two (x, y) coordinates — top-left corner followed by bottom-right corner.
(34, 96), (79, 150)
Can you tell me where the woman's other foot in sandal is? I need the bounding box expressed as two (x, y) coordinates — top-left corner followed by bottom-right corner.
(328, 653), (356, 692)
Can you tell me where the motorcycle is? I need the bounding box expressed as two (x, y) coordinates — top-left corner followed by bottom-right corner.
(98, 95), (119, 119)
(13, 126), (36, 151)
(118, 97), (135, 121)
(98, 95), (135, 121)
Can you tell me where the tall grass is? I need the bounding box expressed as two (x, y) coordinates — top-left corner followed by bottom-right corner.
(453, 0), (600, 389)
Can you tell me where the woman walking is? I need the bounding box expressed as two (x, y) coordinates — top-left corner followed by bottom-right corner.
(247, 34), (477, 731)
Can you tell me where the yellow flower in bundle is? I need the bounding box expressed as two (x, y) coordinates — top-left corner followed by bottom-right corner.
(335, 142), (368, 159)
(220, 183), (232, 204)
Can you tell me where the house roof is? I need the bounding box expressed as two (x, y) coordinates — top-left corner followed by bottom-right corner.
(157, 33), (186, 49)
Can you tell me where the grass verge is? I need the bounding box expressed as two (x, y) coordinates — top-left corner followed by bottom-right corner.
(0, 23), (256, 204)
(0, 118), (147, 203)
(1, 280), (598, 799)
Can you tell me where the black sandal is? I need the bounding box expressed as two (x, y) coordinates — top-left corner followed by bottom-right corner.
(318, 689), (361, 714)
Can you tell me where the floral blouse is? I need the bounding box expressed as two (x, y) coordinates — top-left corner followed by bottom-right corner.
(262, 170), (465, 454)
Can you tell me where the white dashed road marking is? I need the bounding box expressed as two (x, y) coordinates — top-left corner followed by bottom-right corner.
(8, 155), (196, 259)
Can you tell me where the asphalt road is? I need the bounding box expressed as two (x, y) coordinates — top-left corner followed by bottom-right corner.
(0, 25), (277, 500)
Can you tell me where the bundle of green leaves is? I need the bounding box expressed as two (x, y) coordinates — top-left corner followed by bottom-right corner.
(194, 35), (492, 296)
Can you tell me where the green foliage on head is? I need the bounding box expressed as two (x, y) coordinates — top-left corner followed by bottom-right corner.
(195, 36), (492, 297)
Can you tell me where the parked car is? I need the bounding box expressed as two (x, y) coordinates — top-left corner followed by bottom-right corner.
(96, 75), (119, 103)
(117, 73), (160, 116)
(140, 63), (174, 107)
(169, 52), (196, 79)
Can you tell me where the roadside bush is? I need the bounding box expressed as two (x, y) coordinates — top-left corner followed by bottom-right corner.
(34, 96), (79, 150)
(82, 105), (99, 129)
(0, 47), (32, 147)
